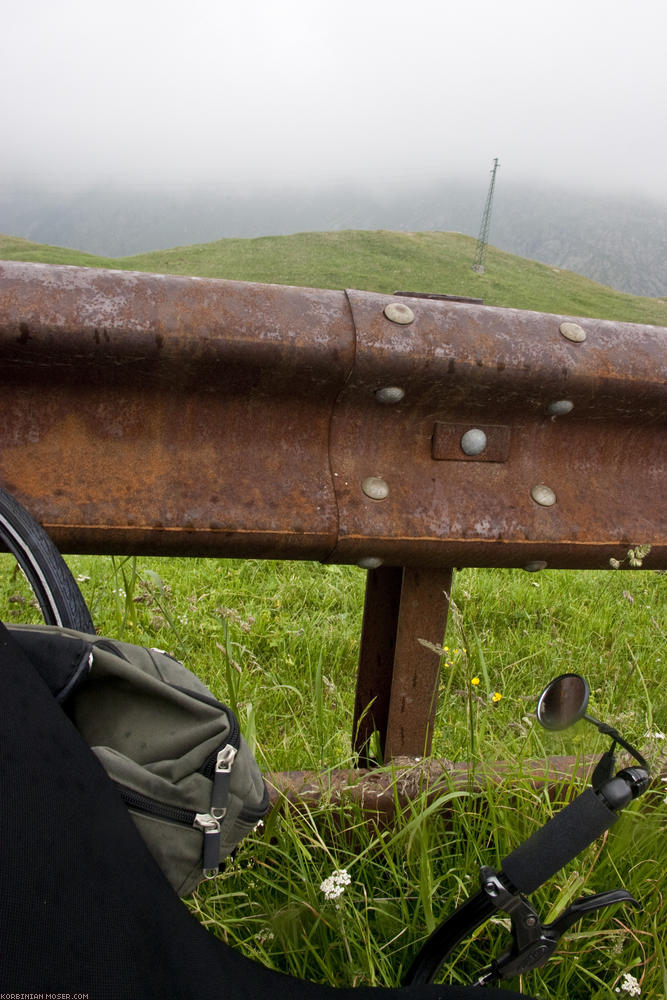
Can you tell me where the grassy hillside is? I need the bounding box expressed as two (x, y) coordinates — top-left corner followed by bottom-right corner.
(2, 229), (666, 327)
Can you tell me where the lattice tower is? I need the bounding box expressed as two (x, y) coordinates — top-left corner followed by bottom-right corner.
(472, 158), (500, 274)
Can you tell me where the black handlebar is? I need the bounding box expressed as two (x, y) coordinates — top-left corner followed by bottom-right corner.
(405, 765), (650, 985)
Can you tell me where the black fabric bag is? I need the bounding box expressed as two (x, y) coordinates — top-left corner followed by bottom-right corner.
(0, 621), (531, 999)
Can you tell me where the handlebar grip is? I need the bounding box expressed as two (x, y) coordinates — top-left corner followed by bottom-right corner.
(501, 787), (618, 895)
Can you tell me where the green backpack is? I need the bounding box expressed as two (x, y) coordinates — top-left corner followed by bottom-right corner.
(9, 624), (270, 896)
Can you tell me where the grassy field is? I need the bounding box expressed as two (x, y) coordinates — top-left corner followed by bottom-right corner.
(2, 228), (667, 326)
(2, 553), (664, 996)
(1, 230), (665, 996)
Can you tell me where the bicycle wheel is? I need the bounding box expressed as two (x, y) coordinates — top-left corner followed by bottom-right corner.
(0, 487), (95, 632)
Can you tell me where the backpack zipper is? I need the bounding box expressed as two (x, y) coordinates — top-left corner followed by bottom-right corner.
(111, 709), (242, 879)
(200, 708), (241, 819)
(113, 782), (222, 879)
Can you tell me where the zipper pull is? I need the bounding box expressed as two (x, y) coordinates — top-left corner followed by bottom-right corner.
(194, 812), (221, 878)
(211, 743), (238, 820)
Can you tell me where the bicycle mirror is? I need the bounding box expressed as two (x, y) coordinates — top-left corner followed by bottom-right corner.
(536, 673), (590, 731)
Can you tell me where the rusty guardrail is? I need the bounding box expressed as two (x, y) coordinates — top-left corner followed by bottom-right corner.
(1, 260), (665, 761)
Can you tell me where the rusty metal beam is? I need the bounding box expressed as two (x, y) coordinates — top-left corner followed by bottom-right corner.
(0, 261), (665, 570)
(265, 757), (667, 819)
(0, 262), (354, 559)
(1, 261), (665, 762)
(265, 756), (595, 819)
(327, 289), (667, 571)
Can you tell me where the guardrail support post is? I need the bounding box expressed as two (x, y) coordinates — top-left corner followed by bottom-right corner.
(353, 566), (453, 762)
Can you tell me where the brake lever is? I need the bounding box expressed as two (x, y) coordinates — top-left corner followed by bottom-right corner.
(475, 875), (639, 984)
(546, 888), (638, 936)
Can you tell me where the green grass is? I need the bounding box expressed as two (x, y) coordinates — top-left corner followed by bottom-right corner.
(0, 232), (122, 270)
(2, 228), (667, 326)
(2, 554), (664, 996)
(0, 230), (665, 994)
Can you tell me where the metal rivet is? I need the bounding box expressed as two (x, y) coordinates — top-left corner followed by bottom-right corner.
(357, 556), (384, 569)
(525, 560), (548, 572)
(384, 302), (415, 325)
(531, 484), (557, 507)
(362, 476), (390, 501)
(375, 386), (405, 404)
(559, 321), (586, 343)
(546, 400), (574, 416)
(460, 428), (487, 456)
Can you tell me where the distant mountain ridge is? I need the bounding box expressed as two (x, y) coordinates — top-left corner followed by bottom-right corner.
(0, 179), (665, 297)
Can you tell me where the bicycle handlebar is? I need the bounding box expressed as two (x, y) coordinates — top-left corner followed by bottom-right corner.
(405, 765), (650, 985)
(502, 767), (648, 895)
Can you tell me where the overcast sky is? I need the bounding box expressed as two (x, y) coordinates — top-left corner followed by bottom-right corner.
(2, 0), (666, 202)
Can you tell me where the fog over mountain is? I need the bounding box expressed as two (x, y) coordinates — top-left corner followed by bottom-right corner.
(3, 1), (666, 298)
(1, 179), (665, 299)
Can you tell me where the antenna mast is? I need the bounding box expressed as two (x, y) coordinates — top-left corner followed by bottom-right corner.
(472, 157), (499, 274)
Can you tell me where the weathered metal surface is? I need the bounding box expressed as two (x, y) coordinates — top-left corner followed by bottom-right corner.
(432, 422), (512, 462)
(327, 289), (667, 570)
(352, 566), (453, 760)
(394, 290), (484, 305)
(265, 755), (605, 819)
(0, 261), (355, 557)
(1, 261), (665, 764)
(0, 260), (665, 570)
(354, 566), (404, 761)
(383, 567), (453, 759)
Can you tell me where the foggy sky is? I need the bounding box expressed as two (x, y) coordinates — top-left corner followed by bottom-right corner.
(2, 0), (666, 204)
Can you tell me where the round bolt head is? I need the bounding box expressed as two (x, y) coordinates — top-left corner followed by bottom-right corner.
(546, 400), (574, 416)
(375, 386), (405, 404)
(362, 476), (390, 501)
(357, 556), (384, 570)
(559, 321), (587, 343)
(531, 484), (557, 507)
(525, 560), (548, 572)
(460, 428), (488, 456)
(383, 302), (415, 325)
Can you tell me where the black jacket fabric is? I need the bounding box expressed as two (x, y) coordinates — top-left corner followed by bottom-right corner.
(0, 622), (530, 1000)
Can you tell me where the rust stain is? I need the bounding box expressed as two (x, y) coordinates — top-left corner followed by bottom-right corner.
(0, 261), (664, 568)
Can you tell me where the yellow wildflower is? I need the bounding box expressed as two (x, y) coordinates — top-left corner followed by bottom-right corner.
(492, 691), (502, 703)
(471, 676), (480, 686)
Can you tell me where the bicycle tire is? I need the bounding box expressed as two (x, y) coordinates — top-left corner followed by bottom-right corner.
(0, 487), (95, 632)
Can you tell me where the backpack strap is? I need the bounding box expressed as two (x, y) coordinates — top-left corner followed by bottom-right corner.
(3, 623), (92, 702)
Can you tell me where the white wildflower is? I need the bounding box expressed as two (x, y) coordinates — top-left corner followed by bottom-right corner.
(320, 869), (351, 901)
(645, 730), (665, 740)
(616, 971), (641, 996)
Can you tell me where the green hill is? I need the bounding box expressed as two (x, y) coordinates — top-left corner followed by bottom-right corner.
(1, 229), (666, 327)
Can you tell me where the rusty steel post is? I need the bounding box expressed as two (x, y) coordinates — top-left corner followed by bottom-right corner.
(383, 567), (453, 759)
(354, 566), (453, 760)
(353, 566), (404, 761)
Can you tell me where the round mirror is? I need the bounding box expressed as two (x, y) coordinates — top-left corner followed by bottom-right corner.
(536, 673), (590, 731)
